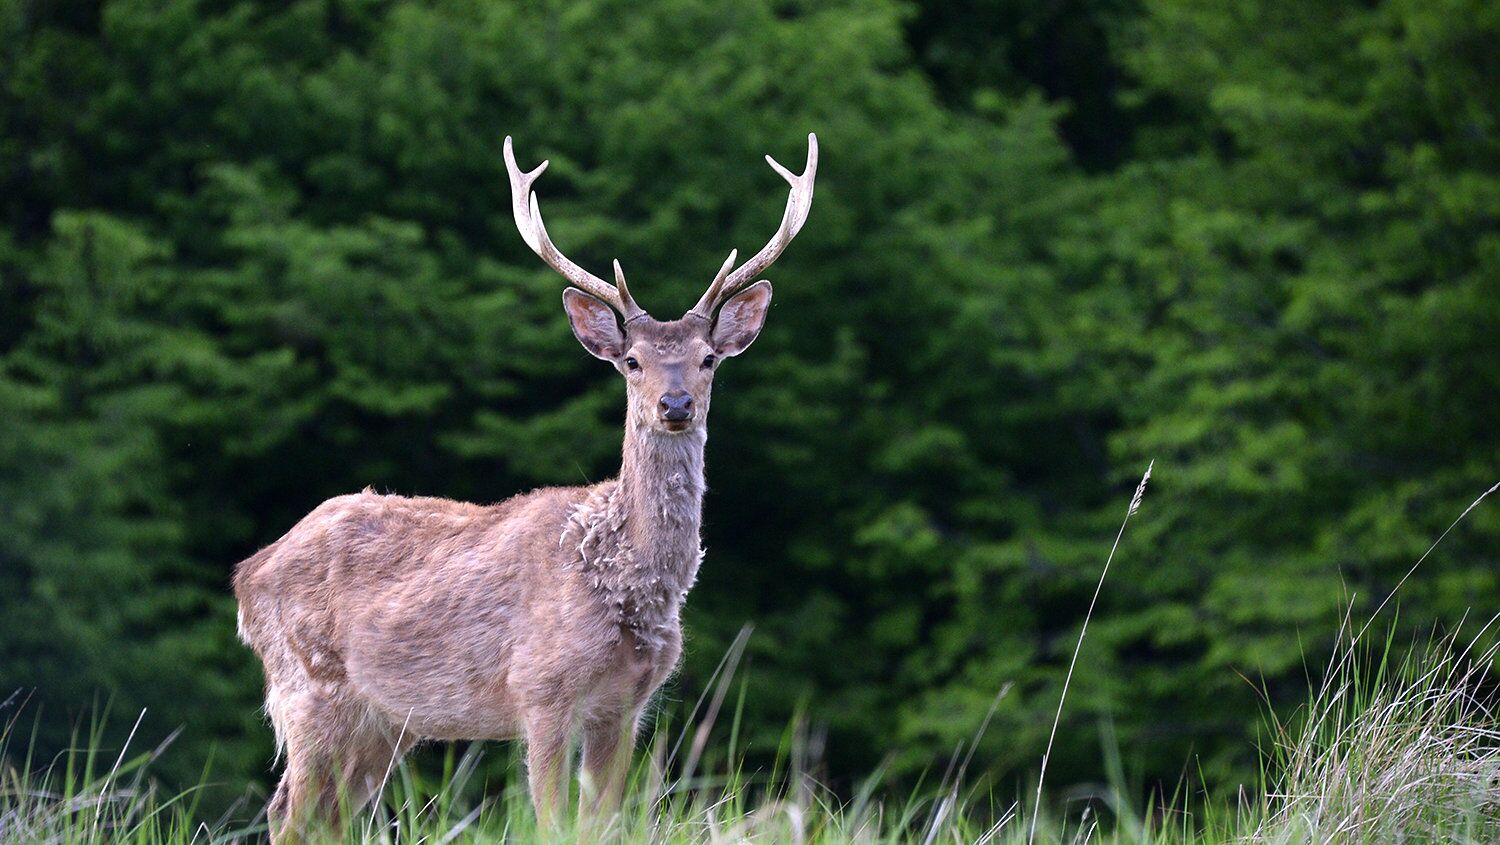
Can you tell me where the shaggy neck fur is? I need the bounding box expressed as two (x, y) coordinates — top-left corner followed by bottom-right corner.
(564, 415), (707, 652)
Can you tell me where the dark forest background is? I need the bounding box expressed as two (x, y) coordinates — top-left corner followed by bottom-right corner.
(2, 0), (1498, 805)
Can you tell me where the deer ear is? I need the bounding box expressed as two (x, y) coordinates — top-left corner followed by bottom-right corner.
(712, 281), (773, 357)
(563, 289), (625, 360)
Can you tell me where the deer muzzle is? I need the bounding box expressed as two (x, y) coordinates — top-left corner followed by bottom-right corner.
(659, 391), (693, 424)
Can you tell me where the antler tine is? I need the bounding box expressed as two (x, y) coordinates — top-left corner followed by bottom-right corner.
(691, 133), (818, 318)
(612, 260), (646, 323)
(688, 250), (739, 321)
(504, 136), (646, 322)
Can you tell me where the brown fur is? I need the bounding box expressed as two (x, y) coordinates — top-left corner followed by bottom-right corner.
(234, 299), (772, 841)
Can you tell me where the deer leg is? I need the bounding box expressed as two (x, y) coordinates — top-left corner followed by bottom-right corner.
(326, 726), (414, 827)
(579, 708), (640, 824)
(524, 709), (574, 828)
(266, 772), (294, 843)
(267, 736), (331, 845)
(268, 691), (386, 843)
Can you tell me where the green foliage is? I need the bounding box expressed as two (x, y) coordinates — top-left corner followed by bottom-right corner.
(1, 0), (1496, 808)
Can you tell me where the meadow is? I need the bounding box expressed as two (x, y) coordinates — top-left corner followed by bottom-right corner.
(5, 478), (1497, 843)
(6, 620), (1498, 844)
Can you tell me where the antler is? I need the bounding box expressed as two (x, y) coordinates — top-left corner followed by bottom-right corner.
(691, 133), (818, 319)
(504, 136), (647, 322)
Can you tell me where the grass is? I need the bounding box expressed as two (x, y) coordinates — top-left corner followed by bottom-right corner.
(4, 623), (1497, 844)
(1247, 619), (1500, 843)
(4, 474), (1498, 843)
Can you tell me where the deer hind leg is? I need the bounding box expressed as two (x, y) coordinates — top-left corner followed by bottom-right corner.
(267, 731), (329, 843)
(265, 686), (337, 844)
(328, 721), (415, 823)
(266, 688), (407, 843)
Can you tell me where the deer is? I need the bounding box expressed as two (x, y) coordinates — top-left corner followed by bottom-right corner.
(232, 133), (817, 841)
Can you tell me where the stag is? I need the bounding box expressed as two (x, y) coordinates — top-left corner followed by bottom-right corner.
(232, 133), (817, 840)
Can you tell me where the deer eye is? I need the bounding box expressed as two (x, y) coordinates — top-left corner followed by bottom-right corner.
(701, 355), (717, 369)
(624, 357), (640, 371)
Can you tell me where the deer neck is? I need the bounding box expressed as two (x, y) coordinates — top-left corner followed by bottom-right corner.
(563, 421), (707, 652)
(617, 422), (706, 584)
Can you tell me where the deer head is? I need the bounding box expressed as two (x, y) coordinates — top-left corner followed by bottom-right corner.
(504, 134), (817, 435)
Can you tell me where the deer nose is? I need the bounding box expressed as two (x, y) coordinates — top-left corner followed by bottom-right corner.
(659, 391), (693, 421)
